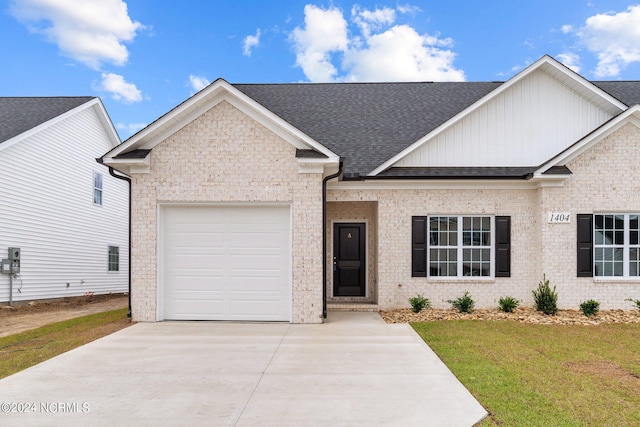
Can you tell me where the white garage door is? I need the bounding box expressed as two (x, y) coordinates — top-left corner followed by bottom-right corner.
(161, 205), (291, 321)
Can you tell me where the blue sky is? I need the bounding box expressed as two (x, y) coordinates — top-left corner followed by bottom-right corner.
(2, 1), (640, 140)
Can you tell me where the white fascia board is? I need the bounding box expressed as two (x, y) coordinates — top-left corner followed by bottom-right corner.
(104, 79), (339, 162)
(297, 157), (339, 174)
(534, 105), (640, 176)
(329, 176), (568, 191)
(103, 156), (150, 175)
(0, 97), (100, 154)
(90, 98), (121, 148)
(222, 88), (339, 160)
(369, 55), (627, 177)
(102, 81), (230, 159)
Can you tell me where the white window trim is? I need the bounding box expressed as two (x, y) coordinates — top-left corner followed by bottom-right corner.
(427, 215), (495, 279)
(93, 171), (103, 206)
(593, 213), (640, 278)
(107, 245), (120, 273)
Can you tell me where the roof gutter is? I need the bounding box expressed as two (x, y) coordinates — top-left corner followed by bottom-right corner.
(97, 159), (132, 319)
(322, 160), (344, 319)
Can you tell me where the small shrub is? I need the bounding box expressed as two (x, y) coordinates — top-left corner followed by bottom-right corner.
(448, 291), (475, 313)
(532, 274), (558, 315)
(409, 294), (431, 313)
(498, 296), (520, 313)
(579, 299), (600, 317)
(626, 298), (640, 311)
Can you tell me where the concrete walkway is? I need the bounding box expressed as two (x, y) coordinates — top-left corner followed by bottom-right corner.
(0, 312), (486, 426)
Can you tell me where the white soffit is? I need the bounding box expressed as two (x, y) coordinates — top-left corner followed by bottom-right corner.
(369, 55), (628, 176)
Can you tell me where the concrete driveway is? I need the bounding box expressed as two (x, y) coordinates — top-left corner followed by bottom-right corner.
(0, 312), (486, 426)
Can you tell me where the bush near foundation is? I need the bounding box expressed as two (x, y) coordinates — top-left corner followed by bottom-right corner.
(498, 296), (520, 313)
(408, 294), (431, 313)
(532, 274), (558, 315)
(448, 291), (475, 313)
(579, 299), (600, 317)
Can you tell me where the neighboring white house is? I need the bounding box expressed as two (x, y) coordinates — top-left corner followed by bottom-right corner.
(102, 55), (640, 324)
(0, 97), (129, 303)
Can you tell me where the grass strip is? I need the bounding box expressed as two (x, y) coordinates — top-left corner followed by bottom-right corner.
(412, 321), (640, 426)
(0, 308), (130, 379)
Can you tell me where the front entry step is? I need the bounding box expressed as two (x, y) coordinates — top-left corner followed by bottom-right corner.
(327, 303), (379, 312)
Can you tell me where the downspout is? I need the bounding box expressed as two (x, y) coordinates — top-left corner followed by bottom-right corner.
(107, 166), (132, 319)
(322, 160), (344, 319)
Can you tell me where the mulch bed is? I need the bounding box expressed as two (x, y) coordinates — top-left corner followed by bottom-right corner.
(380, 307), (640, 325)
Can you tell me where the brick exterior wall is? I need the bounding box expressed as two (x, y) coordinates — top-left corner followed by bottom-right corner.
(539, 122), (640, 309)
(327, 123), (640, 311)
(130, 101), (324, 323)
(328, 189), (540, 309)
(130, 98), (640, 322)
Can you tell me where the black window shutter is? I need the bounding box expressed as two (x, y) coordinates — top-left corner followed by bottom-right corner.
(412, 216), (428, 277)
(577, 214), (593, 277)
(495, 216), (511, 277)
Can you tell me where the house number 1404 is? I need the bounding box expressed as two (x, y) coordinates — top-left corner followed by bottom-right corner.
(548, 212), (571, 223)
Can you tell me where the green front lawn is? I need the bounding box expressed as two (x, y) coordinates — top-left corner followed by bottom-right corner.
(0, 309), (130, 379)
(413, 321), (640, 426)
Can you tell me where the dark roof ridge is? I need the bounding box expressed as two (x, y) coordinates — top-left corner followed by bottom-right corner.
(232, 81), (505, 86)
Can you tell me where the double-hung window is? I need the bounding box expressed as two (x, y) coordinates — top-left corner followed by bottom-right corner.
(593, 214), (640, 277)
(93, 172), (103, 206)
(428, 216), (492, 277)
(413, 215), (510, 278)
(108, 246), (119, 272)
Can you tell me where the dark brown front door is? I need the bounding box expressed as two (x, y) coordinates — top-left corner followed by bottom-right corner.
(333, 223), (366, 297)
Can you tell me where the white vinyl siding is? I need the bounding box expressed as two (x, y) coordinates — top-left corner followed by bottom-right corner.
(0, 104), (129, 302)
(395, 69), (613, 168)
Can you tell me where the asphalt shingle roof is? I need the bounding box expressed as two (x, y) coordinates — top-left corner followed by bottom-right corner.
(234, 80), (640, 176)
(593, 81), (640, 106)
(0, 97), (94, 144)
(234, 82), (502, 175)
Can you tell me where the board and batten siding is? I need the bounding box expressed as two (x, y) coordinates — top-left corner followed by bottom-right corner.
(395, 69), (614, 167)
(0, 104), (129, 302)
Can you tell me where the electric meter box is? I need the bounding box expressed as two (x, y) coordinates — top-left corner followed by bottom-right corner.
(8, 247), (20, 261)
(1, 259), (18, 274)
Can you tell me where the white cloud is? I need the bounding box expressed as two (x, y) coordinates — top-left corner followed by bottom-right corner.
(290, 5), (349, 82)
(344, 25), (464, 82)
(561, 24), (573, 34)
(116, 122), (146, 135)
(96, 72), (142, 103)
(556, 52), (582, 73)
(243, 29), (261, 56)
(396, 4), (422, 15)
(290, 4), (464, 82)
(10, 0), (143, 69)
(188, 74), (210, 92)
(577, 5), (640, 77)
(352, 5), (395, 38)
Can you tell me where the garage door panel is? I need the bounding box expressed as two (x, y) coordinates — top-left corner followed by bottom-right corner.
(229, 254), (284, 268)
(229, 299), (283, 319)
(230, 234), (286, 249)
(170, 299), (227, 320)
(229, 277), (284, 292)
(162, 205), (291, 321)
(173, 276), (226, 291)
(173, 255), (226, 269)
